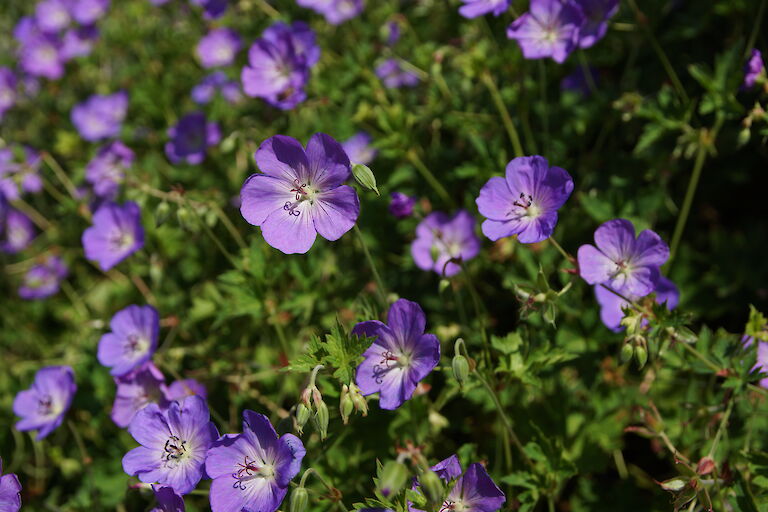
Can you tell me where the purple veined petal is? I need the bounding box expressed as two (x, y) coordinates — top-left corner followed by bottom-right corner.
(210, 473), (286, 512)
(273, 433), (306, 487)
(254, 135), (309, 183)
(260, 204), (317, 254)
(239, 174), (291, 227)
(242, 410), (279, 451)
(355, 341), (390, 396)
(516, 211), (557, 244)
(205, 434), (243, 480)
(351, 320), (387, 340)
(128, 402), (172, 446)
(447, 463), (505, 512)
(594, 284), (626, 332)
(593, 218), (636, 262)
(632, 229), (670, 267)
(311, 185), (360, 242)
(12, 389), (41, 418)
(377, 365), (412, 410)
(620, 264), (659, 297)
(480, 217), (524, 242)
(410, 236), (437, 272)
(152, 485), (186, 512)
(305, 133), (351, 188)
(241, 40), (293, 95)
(432, 454), (462, 481)
(123, 446), (161, 477)
(577, 244), (618, 285)
(209, 474), (251, 512)
(476, 176), (515, 222)
(386, 299), (427, 350)
(0, 471), (22, 512)
(174, 395), (212, 440)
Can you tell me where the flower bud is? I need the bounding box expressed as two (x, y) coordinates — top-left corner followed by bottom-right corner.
(419, 469), (444, 504)
(314, 400), (329, 440)
(155, 201), (171, 227)
(452, 354), (469, 387)
(620, 342), (634, 363)
(634, 344), (648, 369)
(378, 460), (408, 498)
(349, 383), (368, 416)
(290, 485), (309, 512)
(296, 403), (311, 434)
(352, 163), (380, 196)
(339, 385), (354, 425)
(737, 127), (751, 147)
(312, 387), (323, 406)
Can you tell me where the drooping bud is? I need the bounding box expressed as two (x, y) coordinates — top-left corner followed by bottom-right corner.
(290, 485), (309, 512)
(348, 382), (368, 416)
(351, 163), (380, 196)
(314, 400), (329, 440)
(452, 354), (469, 387)
(419, 469), (444, 504)
(296, 403), (311, 434)
(339, 384), (354, 425)
(378, 460), (408, 498)
(634, 343), (648, 369)
(620, 342), (634, 363)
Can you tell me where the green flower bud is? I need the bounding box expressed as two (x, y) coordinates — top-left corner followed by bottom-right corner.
(634, 344), (648, 369)
(378, 460), (408, 498)
(339, 385), (354, 425)
(314, 400), (329, 440)
(349, 383), (368, 416)
(737, 127), (751, 147)
(620, 342), (634, 363)
(290, 486), (309, 512)
(155, 201), (171, 227)
(419, 469), (444, 504)
(452, 354), (470, 387)
(352, 163), (379, 195)
(296, 403), (311, 434)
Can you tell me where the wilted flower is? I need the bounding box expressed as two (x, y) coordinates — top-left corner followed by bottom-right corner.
(354, 299), (441, 410)
(0, 208), (36, 254)
(506, 0), (585, 63)
(577, 219), (670, 297)
(98, 305), (160, 376)
(164, 379), (208, 402)
(123, 396), (218, 495)
(205, 410), (306, 512)
(443, 463), (505, 512)
(0, 146), (43, 201)
(0, 68), (17, 119)
(71, 92), (128, 141)
(18, 255), (68, 300)
(342, 132), (377, 165)
(297, 0), (364, 25)
(458, 0), (510, 18)
(111, 362), (168, 428)
(35, 0), (72, 33)
(575, 0), (618, 49)
(0, 457), (22, 512)
(13, 366), (76, 440)
(744, 49), (765, 89)
(376, 58), (419, 89)
(85, 141), (134, 198)
(82, 201), (145, 271)
(151, 486), (185, 512)
(411, 210), (480, 277)
(165, 112), (221, 164)
(240, 133), (360, 254)
(196, 28), (241, 68)
(476, 155), (574, 244)
(389, 192), (416, 219)
(595, 276), (679, 332)
(70, 0), (111, 25)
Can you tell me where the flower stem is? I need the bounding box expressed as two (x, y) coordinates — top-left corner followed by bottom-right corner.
(482, 71), (525, 158)
(459, 262), (492, 370)
(538, 60), (550, 156)
(707, 396), (734, 458)
(668, 136), (708, 266)
(353, 224), (388, 308)
(746, 0), (767, 56)
(548, 236), (573, 262)
(406, 150), (453, 207)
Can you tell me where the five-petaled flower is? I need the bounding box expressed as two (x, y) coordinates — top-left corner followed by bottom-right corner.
(240, 133), (360, 254)
(506, 0), (585, 63)
(354, 299), (441, 410)
(98, 304), (160, 377)
(13, 365), (76, 440)
(411, 210), (480, 277)
(409, 455), (463, 512)
(476, 155), (573, 244)
(205, 410), (306, 512)
(71, 92), (128, 142)
(443, 463), (505, 512)
(122, 395), (218, 495)
(82, 200), (145, 271)
(577, 218), (669, 297)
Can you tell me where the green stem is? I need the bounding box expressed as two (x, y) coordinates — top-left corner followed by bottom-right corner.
(406, 150), (453, 206)
(460, 262), (492, 370)
(577, 51), (598, 96)
(548, 236), (573, 262)
(539, 60), (550, 156)
(67, 419), (91, 465)
(481, 72), (525, 158)
(668, 140), (707, 265)
(707, 397), (734, 458)
(42, 152), (80, 200)
(353, 224), (388, 307)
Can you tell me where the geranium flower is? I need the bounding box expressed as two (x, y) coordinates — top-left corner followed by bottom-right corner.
(98, 305), (159, 376)
(13, 366), (76, 440)
(411, 210), (480, 277)
(506, 0), (584, 63)
(82, 201), (144, 271)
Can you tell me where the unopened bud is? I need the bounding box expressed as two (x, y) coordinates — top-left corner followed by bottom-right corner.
(452, 354), (469, 387)
(290, 486), (309, 512)
(340, 385), (354, 425)
(300, 387), (312, 405)
(659, 477), (687, 492)
(349, 383), (368, 416)
(312, 387), (323, 406)
(737, 127), (751, 147)
(296, 403), (311, 433)
(378, 460), (408, 498)
(352, 163), (379, 195)
(438, 279), (451, 293)
(155, 201), (171, 227)
(634, 344), (648, 369)
(419, 470), (443, 504)
(620, 342), (634, 363)
(314, 400), (329, 440)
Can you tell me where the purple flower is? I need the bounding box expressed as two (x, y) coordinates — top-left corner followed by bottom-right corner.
(476, 155), (573, 244)
(595, 276), (679, 332)
(70, 0), (110, 25)
(353, 299), (440, 410)
(165, 112), (221, 165)
(98, 305), (159, 376)
(298, 0), (364, 25)
(411, 210), (480, 277)
(342, 132), (376, 165)
(196, 28), (241, 69)
(85, 141), (134, 198)
(36, 0), (72, 33)
(240, 133), (360, 254)
(384, 20), (400, 46)
(506, 0), (585, 63)
(82, 201), (145, 271)
(123, 396), (218, 495)
(71, 92), (128, 141)
(0, 457), (22, 512)
(574, 0), (618, 49)
(577, 219), (669, 297)
(560, 65), (598, 96)
(18, 255), (68, 300)
(13, 366), (76, 440)
(744, 49), (765, 89)
(152, 486), (185, 512)
(745, 337), (768, 389)
(111, 362), (168, 428)
(0, 68), (17, 119)
(190, 0), (228, 19)
(410, 455), (462, 512)
(61, 26), (99, 60)
(443, 463), (505, 512)
(376, 58), (420, 89)
(192, 72), (242, 105)
(459, 0), (510, 18)
(0, 146), (43, 201)
(1, 209), (36, 253)
(19, 34), (65, 80)
(164, 379), (208, 402)
(205, 410), (305, 512)
(241, 23), (313, 110)
(389, 192), (416, 219)
(263, 21), (320, 68)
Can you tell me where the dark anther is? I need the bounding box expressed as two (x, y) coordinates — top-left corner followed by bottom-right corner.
(513, 192), (533, 209)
